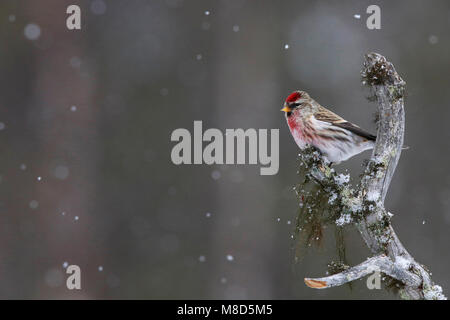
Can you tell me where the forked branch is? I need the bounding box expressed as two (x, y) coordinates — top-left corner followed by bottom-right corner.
(301, 53), (445, 300)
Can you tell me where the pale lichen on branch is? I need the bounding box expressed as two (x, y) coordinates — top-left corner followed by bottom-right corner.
(297, 52), (446, 300)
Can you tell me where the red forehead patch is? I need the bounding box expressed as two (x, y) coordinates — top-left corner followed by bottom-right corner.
(286, 91), (301, 103)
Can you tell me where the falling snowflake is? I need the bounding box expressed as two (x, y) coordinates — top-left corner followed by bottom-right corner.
(91, 0), (107, 15)
(29, 200), (39, 209)
(24, 23), (41, 40)
(211, 170), (221, 180)
(160, 88), (169, 96)
(429, 35), (439, 45)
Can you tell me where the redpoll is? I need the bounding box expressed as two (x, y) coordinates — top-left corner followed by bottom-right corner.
(281, 90), (376, 164)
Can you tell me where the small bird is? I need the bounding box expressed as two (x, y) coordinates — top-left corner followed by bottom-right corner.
(281, 90), (376, 164)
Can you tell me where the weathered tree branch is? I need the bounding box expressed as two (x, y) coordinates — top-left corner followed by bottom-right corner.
(305, 254), (422, 289)
(300, 53), (446, 300)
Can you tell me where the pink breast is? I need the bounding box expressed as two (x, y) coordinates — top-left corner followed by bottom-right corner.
(287, 116), (309, 145)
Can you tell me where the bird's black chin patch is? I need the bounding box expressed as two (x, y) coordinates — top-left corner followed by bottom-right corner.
(286, 112), (292, 117)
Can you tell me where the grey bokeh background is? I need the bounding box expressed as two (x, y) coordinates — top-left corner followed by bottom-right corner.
(0, 0), (448, 299)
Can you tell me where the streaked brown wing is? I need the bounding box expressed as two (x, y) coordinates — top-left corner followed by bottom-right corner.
(332, 122), (376, 141)
(315, 106), (376, 141)
(314, 107), (346, 124)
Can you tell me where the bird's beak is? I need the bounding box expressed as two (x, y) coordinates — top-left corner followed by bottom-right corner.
(280, 105), (291, 113)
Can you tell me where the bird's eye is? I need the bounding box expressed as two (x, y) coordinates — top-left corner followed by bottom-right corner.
(291, 102), (301, 107)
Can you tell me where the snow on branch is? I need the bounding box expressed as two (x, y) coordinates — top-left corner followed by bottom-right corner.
(299, 53), (446, 300)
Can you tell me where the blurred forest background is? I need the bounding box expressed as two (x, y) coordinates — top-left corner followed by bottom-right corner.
(0, 0), (449, 299)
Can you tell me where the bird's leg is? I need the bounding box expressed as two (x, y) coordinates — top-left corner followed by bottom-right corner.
(318, 163), (326, 173)
(319, 161), (333, 174)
